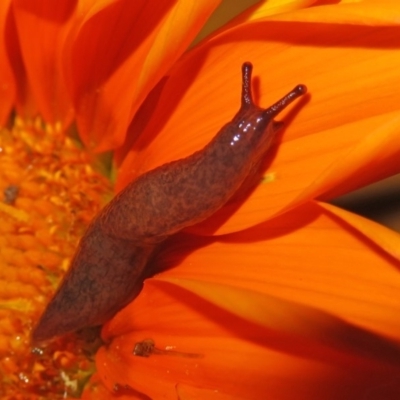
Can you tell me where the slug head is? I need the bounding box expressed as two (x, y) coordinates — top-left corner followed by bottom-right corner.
(233, 62), (307, 158)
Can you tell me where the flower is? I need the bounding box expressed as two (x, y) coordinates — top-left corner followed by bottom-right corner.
(1, 0), (400, 399)
(85, 0), (400, 398)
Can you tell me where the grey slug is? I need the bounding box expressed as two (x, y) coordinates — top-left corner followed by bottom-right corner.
(32, 62), (306, 343)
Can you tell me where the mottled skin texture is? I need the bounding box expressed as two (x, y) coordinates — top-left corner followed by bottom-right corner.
(32, 63), (306, 343)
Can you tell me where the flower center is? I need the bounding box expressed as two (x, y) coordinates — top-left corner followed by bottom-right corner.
(0, 116), (113, 398)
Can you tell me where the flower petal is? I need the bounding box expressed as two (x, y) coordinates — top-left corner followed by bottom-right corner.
(12, 0), (75, 126)
(0, 0), (15, 124)
(117, 1), (400, 234)
(82, 372), (146, 400)
(319, 201), (400, 260)
(288, 111), (400, 207)
(98, 276), (400, 399)
(155, 277), (400, 364)
(94, 200), (400, 397)
(67, 0), (222, 152)
(152, 201), (400, 339)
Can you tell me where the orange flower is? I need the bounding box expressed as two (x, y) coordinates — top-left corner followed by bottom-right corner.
(1, 0), (400, 399)
(85, 0), (400, 399)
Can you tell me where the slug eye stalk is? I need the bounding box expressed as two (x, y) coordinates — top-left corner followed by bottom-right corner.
(241, 62), (307, 115)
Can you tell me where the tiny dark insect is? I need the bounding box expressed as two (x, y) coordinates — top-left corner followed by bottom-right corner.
(133, 338), (156, 357)
(32, 62), (307, 343)
(133, 338), (203, 358)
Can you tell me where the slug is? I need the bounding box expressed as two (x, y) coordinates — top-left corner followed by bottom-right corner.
(32, 62), (306, 343)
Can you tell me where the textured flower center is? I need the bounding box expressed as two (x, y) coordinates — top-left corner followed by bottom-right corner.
(0, 117), (113, 398)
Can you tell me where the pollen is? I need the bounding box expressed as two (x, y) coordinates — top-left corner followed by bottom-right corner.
(0, 116), (113, 398)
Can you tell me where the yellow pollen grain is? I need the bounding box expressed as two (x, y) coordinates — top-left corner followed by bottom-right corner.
(0, 202), (30, 222)
(262, 171), (277, 183)
(0, 117), (113, 398)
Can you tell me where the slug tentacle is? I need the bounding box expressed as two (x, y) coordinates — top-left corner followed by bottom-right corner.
(32, 62), (307, 343)
(241, 62), (254, 107)
(264, 84), (307, 119)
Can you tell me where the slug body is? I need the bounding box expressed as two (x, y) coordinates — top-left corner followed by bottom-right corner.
(32, 63), (306, 343)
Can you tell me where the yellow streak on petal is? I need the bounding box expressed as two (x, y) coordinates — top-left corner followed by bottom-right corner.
(227, 0), (319, 26)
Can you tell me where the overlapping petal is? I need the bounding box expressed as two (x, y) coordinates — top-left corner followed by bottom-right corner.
(319, 201), (400, 260)
(65, 0), (222, 152)
(0, 0), (15, 124)
(150, 201), (400, 338)
(117, 0), (400, 234)
(98, 283), (400, 397)
(1, 0), (222, 149)
(90, 201), (400, 398)
(12, 0), (76, 127)
(0, 0), (37, 122)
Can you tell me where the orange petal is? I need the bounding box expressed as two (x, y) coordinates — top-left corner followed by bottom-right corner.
(0, 0), (15, 124)
(94, 200), (400, 398)
(151, 201), (400, 339)
(97, 276), (400, 399)
(67, 0), (221, 152)
(81, 372), (145, 400)
(155, 277), (400, 365)
(3, 2), (35, 118)
(283, 111), (400, 209)
(117, 1), (400, 234)
(176, 385), (245, 400)
(318, 201), (400, 260)
(12, 0), (75, 126)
